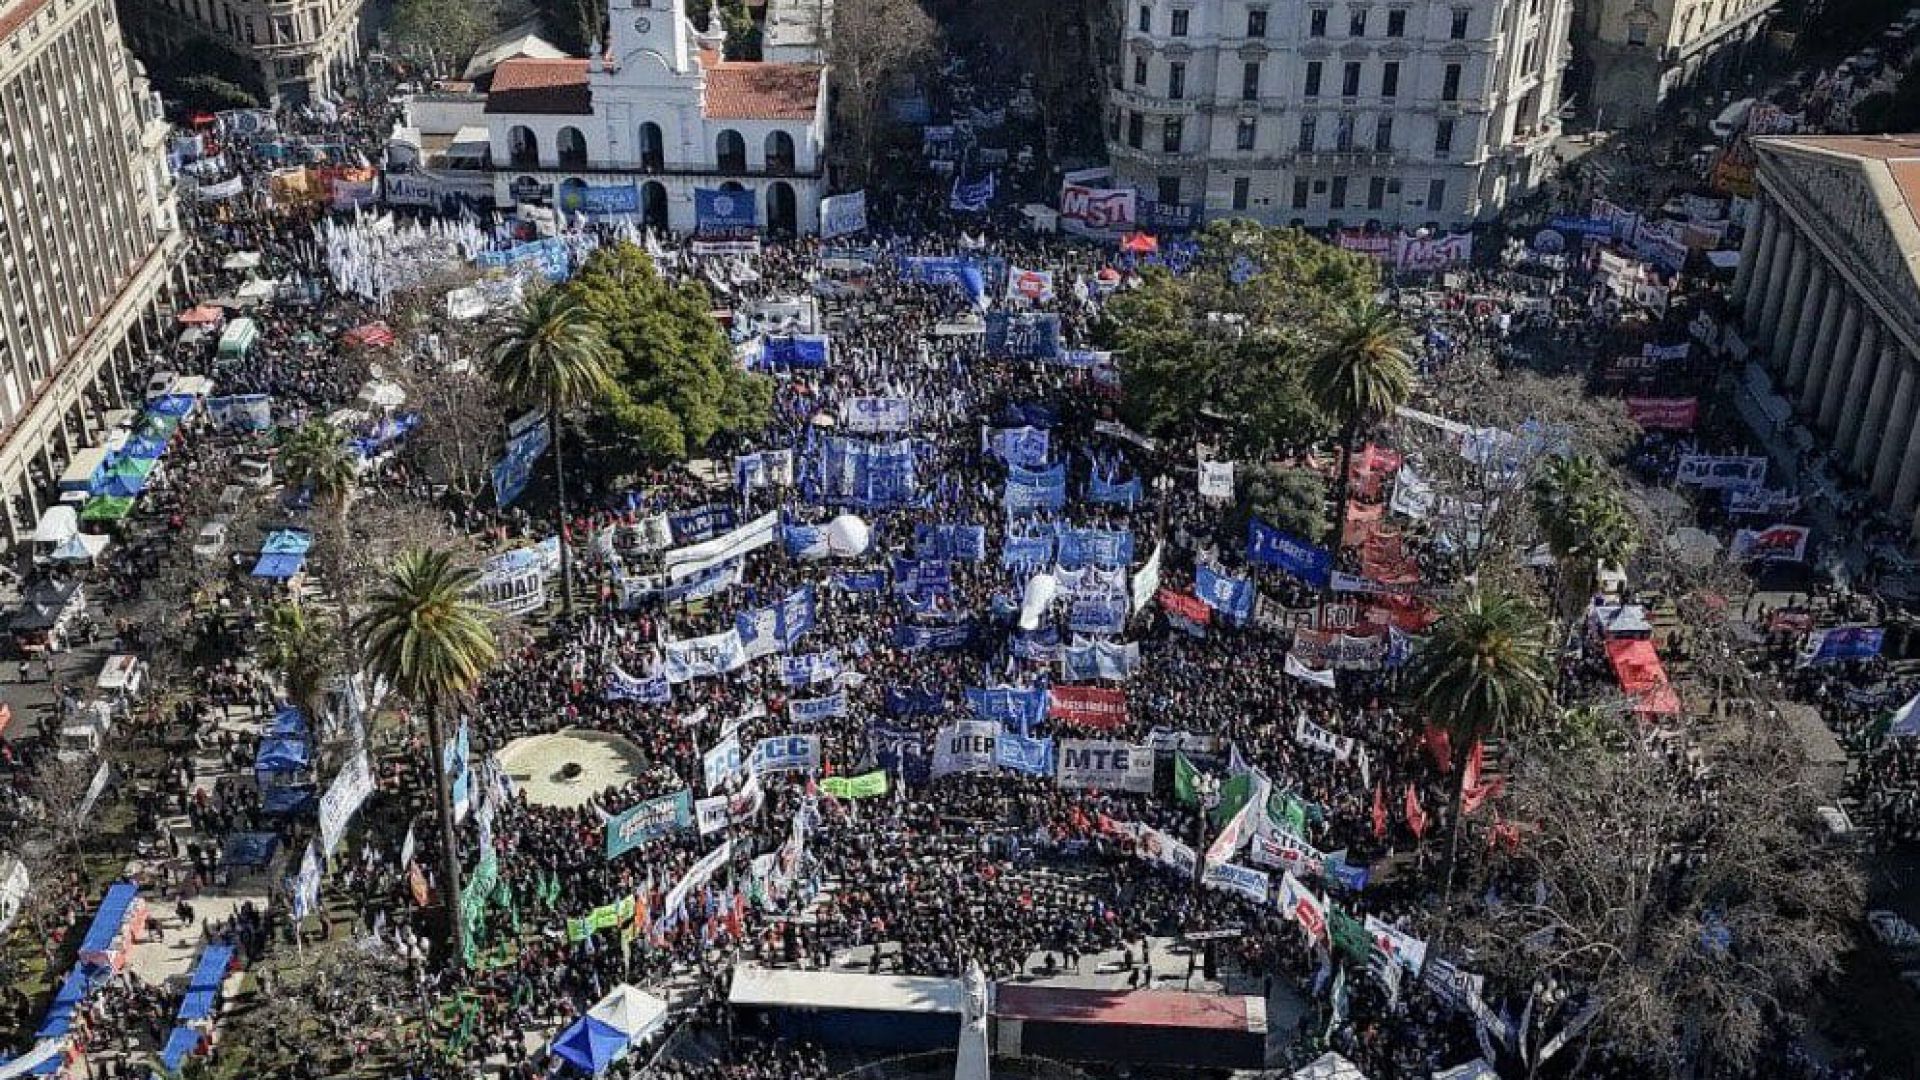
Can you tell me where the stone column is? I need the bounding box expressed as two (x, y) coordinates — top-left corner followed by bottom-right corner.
(1766, 247), (1812, 372)
(1789, 269), (1835, 395)
(1757, 225), (1796, 343)
(1799, 280), (1846, 411)
(1818, 299), (1863, 431)
(1851, 339), (1900, 474)
(1733, 197), (1767, 303)
(1837, 321), (1884, 448)
(1893, 413), (1920, 516)
(1872, 361), (1918, 501)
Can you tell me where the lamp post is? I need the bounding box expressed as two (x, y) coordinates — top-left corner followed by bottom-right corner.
(1193, 773), (1220, 895)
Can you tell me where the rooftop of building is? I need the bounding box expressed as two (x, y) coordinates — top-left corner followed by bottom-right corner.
(0, 0), (52, 45)
(483, 51), (822, 121)
(1755, 133), (1920, 244)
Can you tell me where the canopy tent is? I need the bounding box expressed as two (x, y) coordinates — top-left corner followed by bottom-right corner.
(1120, 231), (1158, 253)
(217, 318), (260, 359)
(160, 1026), (204, 1073)
(77, 882), (140, 969)
(252, 529), (314, 579)
(30, 506), (77, 544)
(146, 394), (197, 418)
(254, 735), (311, 774)
(586, 984), (669, 1045)
(221, 832), (279, 868)
(136, 413), (182, 440)
(270, 706), (310, 738)
(0, 1039), (66, 1078)
(357, 377), (406, 409)
(79, 496), (134, 522)
(48, 533), (110, 562)
(33, 969), (90, 1038)
(1588, 602), (1653, 638)
(121, 434), (170, 461)
(177, 304), (226, 326)
(351, 412), (421, 458)
(1605, 637), (1681, 717)
(221, 251), (263, 271)
(260, 785), (315, 815)
(551, 1014), (631, 1074)
(176, 943), (234, 1022)
(9, 580), (82, 633)
(236, 277), (278, 301)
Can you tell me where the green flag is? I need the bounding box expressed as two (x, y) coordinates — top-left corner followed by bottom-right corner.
(1329, 908), (1373, 966)
(1212, 773), (1255, 825)
(1268, 790), (1310, 837)
(1174, 750), (1201, 806)
(821, 770), (890, 799)
(566, 916), (593, 942)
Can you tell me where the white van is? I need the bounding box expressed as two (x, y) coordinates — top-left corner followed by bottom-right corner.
(96, 654), (145, 713)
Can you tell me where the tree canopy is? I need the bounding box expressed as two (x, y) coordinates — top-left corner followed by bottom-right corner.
(1098, 222), (1382, 455)
(562, 242), (772, 460)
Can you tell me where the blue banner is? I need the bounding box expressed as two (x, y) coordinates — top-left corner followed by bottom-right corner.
(1011, 626), (1061, 663)
(735, 605), (782, 659)
(1057, 527), (1135, 569)
(781, 651), (841, 689)
(884, 687), (946, 718)
(789, 691), (848, 726)
(605, 663), (671, 703)
(900, 256), (987, 306)
(967, 686), (1048, 734)
(818, 436), (920, 508)
(985, 312), (1063, 359)
(994, 731), (1055, 776)
(893, 620), (976, 651)
(491, 418), (550, 509)
(1062, 639), (1141, 681)
(604, 789), (693, 860)
(1246, 519), (1333, 587)
(989, 426), (1051, 467)
(915, 523), (987, 562)
(1088, 467), (1142, 506)
(475, 237), (571, 282)
(783, 523), (829, 560)
(1195, 564), (1255, 623)
(1548, 214), (1614, 238)
(870, 723), (930, 783)
(695, 187), (757, 238)
(1002, 528), (1056, 570)
(760, 334), (831, 369)
(833, 569), (890, 593)
(1005, 462), (1067, 514)
(892, 557), (952, 601)
(778, 585), (816, 646)
(1805, 626), (1885, 665)
(949, 170), (996, 212)
(1068, 595), (1129, 636)
(670, 504), (738, 544)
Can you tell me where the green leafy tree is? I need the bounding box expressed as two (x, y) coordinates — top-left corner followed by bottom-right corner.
(485, 287), (617, 617)
(532, 0), (603, 54)
(354, 550), (499, 960)
(1232, 461), (1327, 541)
(260, 602), (339, 729)
(562, 241), (771, 459)
(1412, 586), (1554, 944)
(388, 0), (501, 77)
(1532, 454), (1641, 620)
(1303, 297), (1414, 552)
(1098, 222), (1381, 456)
(280, 420), (361, 641)
(170, 75), (259, 111)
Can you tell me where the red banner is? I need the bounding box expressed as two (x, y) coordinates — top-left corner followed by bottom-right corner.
(1157, 587), (1212, 624)
(1626, 397), (1699, 431)
(1048, 686), (1128, 730)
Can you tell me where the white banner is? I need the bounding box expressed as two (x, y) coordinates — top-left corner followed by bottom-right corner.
(196, 175), (245, 201)
(318, 749), (374, 858)
(1201, 861), (1271, 904)
(1006, 266), (1056, 303)
(1293, 714), (1355, 760)
(663, 838), (732, 921)
(445, 286), (490, 321)
(1396, 232), (1473, 271)
(1059, 183), (1138, 234)
(1130, 542), (1163, 615)
(664, 510), (780, 581)
(695, 794), (730, 836)
(703, 735), (744, 792)
(1251, 829), (1327, 877)
(1135, 827), (1197, 878)
(819, 191), (868, 239)
(931, 720), (1000, 778)
(1364, 914), (1429, 974)
(662, 629), (749, 683)
(1199, 460), (1235, 500)
(840, 396), (913, 433)
(748, 734), (820, 775)
(1054, 739), (1155, 792)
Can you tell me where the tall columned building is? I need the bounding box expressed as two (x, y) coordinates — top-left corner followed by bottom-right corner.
(1733, 134), (1920, 543)
(116, 0), (371, 105)
(0, 0), (187, 542)
(1106, 0), (1572, 228)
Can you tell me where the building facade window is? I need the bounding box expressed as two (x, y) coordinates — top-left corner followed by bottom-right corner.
(1368, 176), (1386, 209)
(1138, 4), (1151, 32)
(1128, 112), (1144, 148)
(1349, 8), (1367, 35)
(1171, 8), (1189, 35)
(1168, 62), (1185, 99)
(1163, 117), (1183, 152)
(1335, 113), (1355, 150)
(1310, 8), (1328, 35)
(1442, 63), (1461, 100)
(1243, 60), (1261, 99)
(1381, 61), (1399, 97)
(1159, 177), (1182, 203)
(1298, 114), (1317, 150)
(1342, 61), (1361, 96)
(1450, 8), (1469, 37)
(1293, 176), (1310, 207)
(1305, 60), (1322, 97)
(1331, 175), (1347, 209)
(1374, 115), (1394, 150)
(1387, 9), (1406, 35)
(1247, 8), (1268, 36)
(1434, 116), (1455, 153)
(1232, 176), (1251, 209)
(1237, 116), (1258, 149)
(1428, 177), (1447, 210)
(1134, 56), (1148, 86)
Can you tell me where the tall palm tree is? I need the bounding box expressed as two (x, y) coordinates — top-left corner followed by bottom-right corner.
(260, 601), (337, 731)
(354, 549), (499, 960)
(1532, 454), (1641, 621)
(485, 288), (617, 617)
(1412, 586), (1554, 949)
(1304, 299), (1414, 558)
(279, 419), (358, 511)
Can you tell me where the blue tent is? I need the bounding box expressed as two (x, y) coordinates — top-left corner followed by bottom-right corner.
(146, 394), (196, 418)
(260, 785), (315, 816)
(121, 435), (170, 460)
(221, 832), (278, 868)
(89, 473), (148, 499)
(270, 706), (309, 738)
(160, 1026), (203, 1072)
(252, 529), (313, 579)
(254, 736), (310, 774)
(78, 883), (139, 960)
(551, 1015), (630, 1074)
(33, 969), (90, 1038)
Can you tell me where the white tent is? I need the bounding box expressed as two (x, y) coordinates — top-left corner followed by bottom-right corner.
(585, 984), (670, 1044)
(49, 533), (110, 562)
(31, 505), (78, 544)
(221, 251), (262, 271)
(1292, 1052), (1369, 1080)
(237, 277), (278, 301)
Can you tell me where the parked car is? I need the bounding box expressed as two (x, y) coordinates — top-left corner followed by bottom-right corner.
(191, 518), (230, 561)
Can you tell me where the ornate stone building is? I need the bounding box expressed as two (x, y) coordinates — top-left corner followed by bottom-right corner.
(116, 0), (371, 106)
(1734, 134), (1920, 539)
(1105, 0), (1572, 229)
(1577, 0), (1775, 126)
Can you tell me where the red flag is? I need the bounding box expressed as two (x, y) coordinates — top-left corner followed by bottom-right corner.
(1424, 725), (1454, 773)
(1461, 742), (1506, 815)
(1371, 783), (1388, 839)
(1490, 810), (1521, 854)
(1405, 784), (1429, 839)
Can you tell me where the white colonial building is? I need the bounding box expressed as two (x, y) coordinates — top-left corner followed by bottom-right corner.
(481, 0), (828, 234)
(1106, 0), (1572, 229)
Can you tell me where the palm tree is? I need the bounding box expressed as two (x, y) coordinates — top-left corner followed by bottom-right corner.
(260, 601), (337, 731)
(485, 288), (617, 617)
(279, 419), (358, 511)
(1532, 454), (1641, 621)
(1304, 299), (1414, 557)
(1412, 586), (1554, 949)
(354, 549), (499, 960)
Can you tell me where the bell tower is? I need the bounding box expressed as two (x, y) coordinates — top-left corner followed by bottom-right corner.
(606, 0), (693, 75)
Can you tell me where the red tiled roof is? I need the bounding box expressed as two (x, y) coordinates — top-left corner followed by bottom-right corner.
(0, 0), (50, 46)
(485, 58), (592, 115)
(703, 62), (822, 121)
